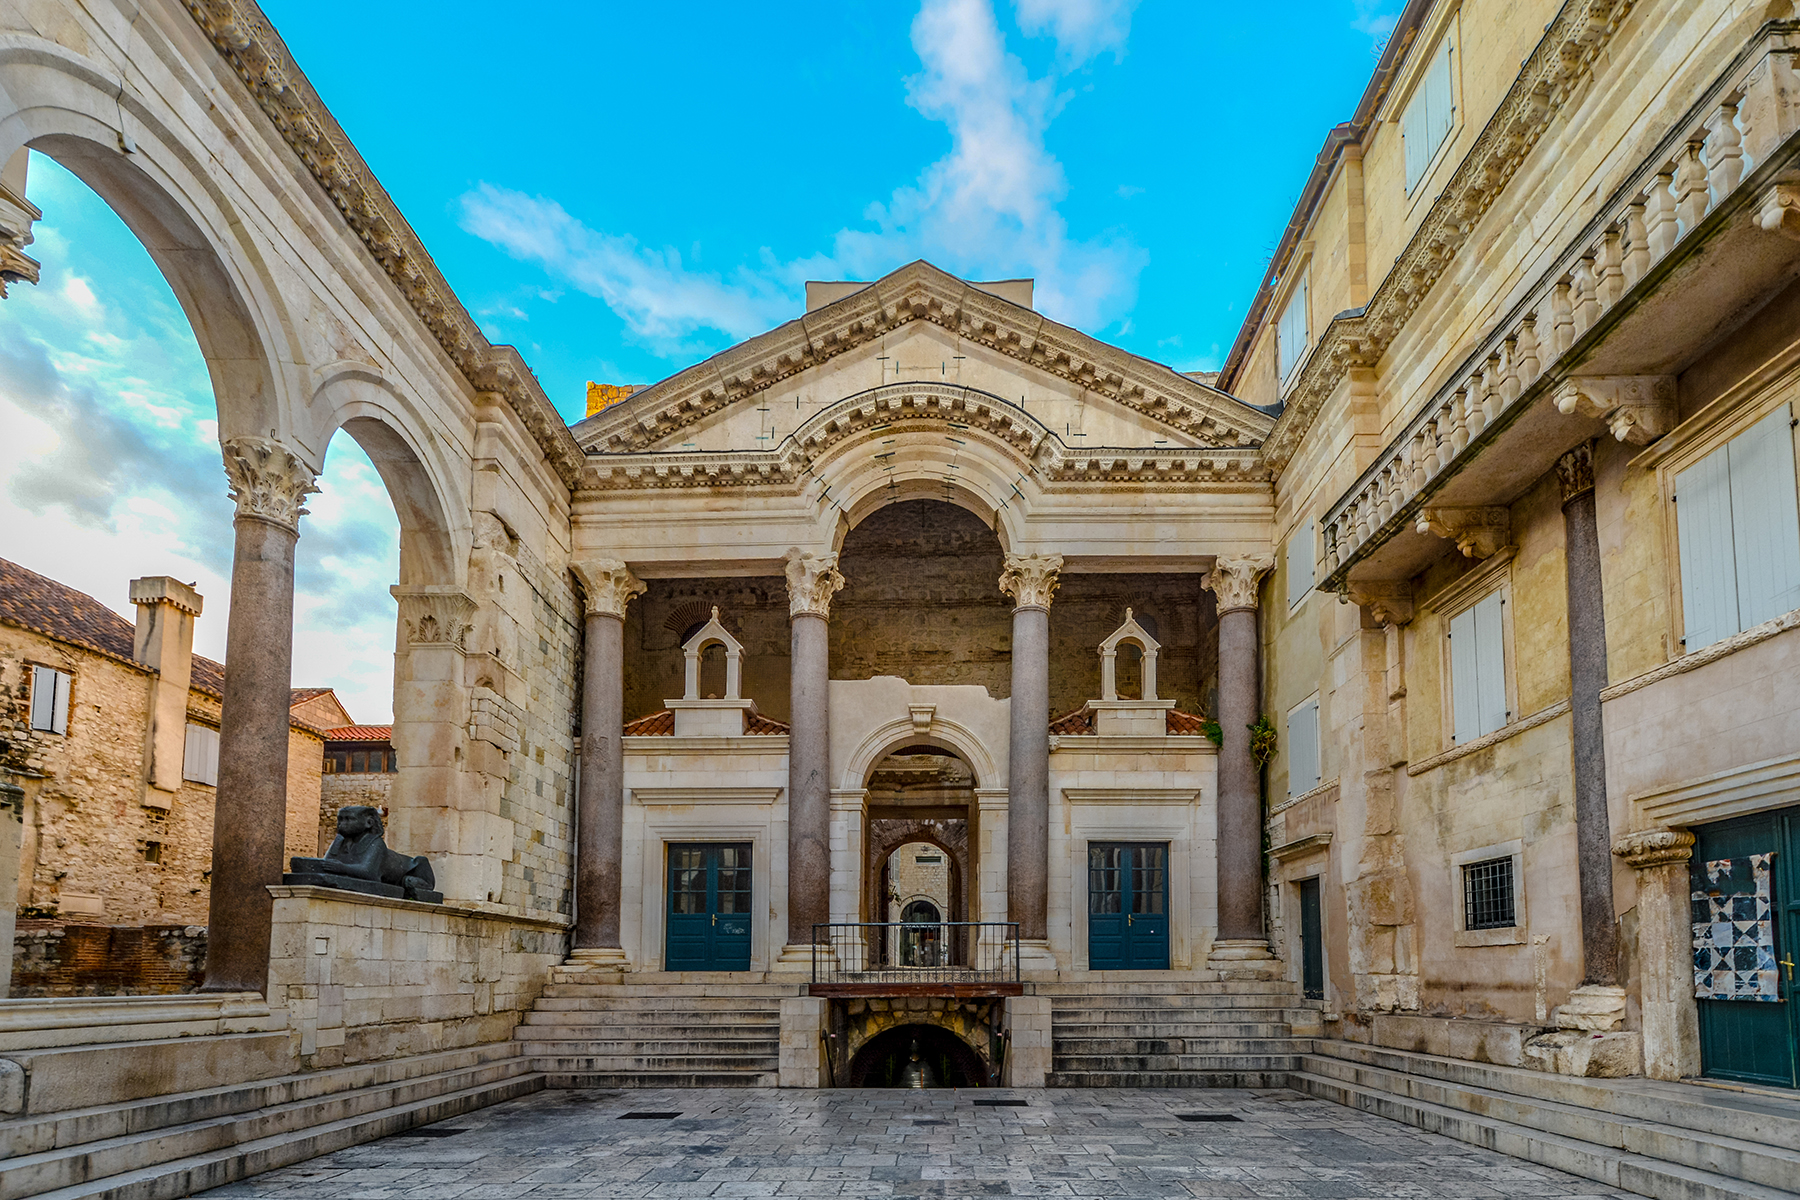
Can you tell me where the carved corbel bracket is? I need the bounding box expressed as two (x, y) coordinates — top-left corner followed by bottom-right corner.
(1415, 507), (1510, 559)
(1553, 375), (1676, 445)
(1611, 827), (1694, 870)
(1345, 580), (1414, 626)
(1756, 182), (1800, 241)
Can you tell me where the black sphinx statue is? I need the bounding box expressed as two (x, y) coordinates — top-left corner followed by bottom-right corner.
(285, 805), (442, 903)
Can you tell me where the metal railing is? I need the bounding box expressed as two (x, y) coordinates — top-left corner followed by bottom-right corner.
(811, 922), (1020, 985)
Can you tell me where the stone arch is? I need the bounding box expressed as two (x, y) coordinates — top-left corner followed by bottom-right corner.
(840, 720), (998, 793)
(0, 38), (297, 442)
(843, 1016), (996, 1087)
(823, 436), (1026, 556)
(869, 823), (967, 932)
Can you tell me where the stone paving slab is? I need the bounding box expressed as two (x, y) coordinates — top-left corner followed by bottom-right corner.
(198, 1088), (1637, 1199)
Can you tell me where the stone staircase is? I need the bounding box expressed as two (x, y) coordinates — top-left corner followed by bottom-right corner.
(1292, 1039), (1800, 1200)
(0, 1042), (541, 1200)
(1043, 977), (1312, 1087)
(513, 974), (801, 1088)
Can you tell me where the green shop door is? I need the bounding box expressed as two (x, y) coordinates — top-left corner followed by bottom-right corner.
(1088, 842), (1170, 970)
(665, 843), (753, 972)
(1692, 809), (1797, 1088)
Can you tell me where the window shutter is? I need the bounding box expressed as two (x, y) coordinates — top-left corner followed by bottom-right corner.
(1473, 590), (1507, 736)
(1287, 520), (1315, 608)
(1675, 442), (1740, 650)
(184, 723), (219, 786)
(1425, 42), (1454, 158)
(1287, 699), (1320, 796)
(1278, 275), (1308, 381)
(1404, 81), (1428, 192)
(1449, 607), (1479, 744)
(30, 666), (53, 732)
(1726, 405), (1800, 629)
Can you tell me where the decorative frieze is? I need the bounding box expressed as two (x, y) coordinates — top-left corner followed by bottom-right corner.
(784, 549), (845, 619)
(1554, 376), (1676, 445)
(221, 436), (319, 533)
(998, 553), (1064, 611)
(1415, 508), (1510, 560)
(1202, 555), (1273, 614)
(570, 558), (646, 619)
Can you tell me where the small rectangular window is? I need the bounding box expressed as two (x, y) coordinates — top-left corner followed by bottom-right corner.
(29, 666), (70, 735)
(1448, 590), (1508, 743)
(183, 723), (219, 786)
(1277, 272), (1309, 383)
(1404, 36), (1456, 194)
(1286, 697), (1321, 798)
(350, 750), (367, 773)
(1287, 519), (1315, 609)
(1462, 856), (1516, 930)
(143, 841), (163, 864)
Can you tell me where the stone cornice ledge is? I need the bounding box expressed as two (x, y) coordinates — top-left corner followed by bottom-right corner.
(1049, 735), (1216, 752)
(182, 1), (584, 490)
(1263, 0), (1637, 474)
(1062, 787), (1202, 804)
(1269, 779), (1340, 818)
(1270, 832), (1334, 862)
(267, 885), (572, 930)
(1600, 609), (1800, 701)
(632, 787), (784, 806)
(1406, 700), (1571, 776)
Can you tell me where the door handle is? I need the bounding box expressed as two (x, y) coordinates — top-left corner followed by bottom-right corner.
(711, 914), (717, 927)
(1783, 956), (1795, 982)
(1127, 914), (1133, 926)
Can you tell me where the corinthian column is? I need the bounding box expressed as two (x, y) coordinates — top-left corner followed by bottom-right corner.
(569, 558), (645, 969)
(1203, 553), (1278, 976)
(779, 548), (844, 966)
(999, 552), (1061, 963)
(204, 437), (318, 994)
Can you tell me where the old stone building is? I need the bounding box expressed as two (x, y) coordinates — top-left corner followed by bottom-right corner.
(0, 0), (1795, 1194)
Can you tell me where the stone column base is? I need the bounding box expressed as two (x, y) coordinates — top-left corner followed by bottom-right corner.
(554, 947), (628, 983)
(1555, 984), (1628, 1031)
(1524, 1030), (1643, 1077)
(1012, 938), (1058, 971)
(772, 943), (833, 974)
(1207, 938), (1282, 979)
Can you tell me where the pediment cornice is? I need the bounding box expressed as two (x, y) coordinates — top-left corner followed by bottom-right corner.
(576, 382), (1267, 493)
(573, 262), (1275, 454)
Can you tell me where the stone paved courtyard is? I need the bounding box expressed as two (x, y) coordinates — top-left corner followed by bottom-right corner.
(200, 1087), (1636, 1199)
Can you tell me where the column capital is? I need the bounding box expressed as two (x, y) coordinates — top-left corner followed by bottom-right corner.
(1556, 442), (1596, 503)
(999, 552), (1063, 611)
(785, 548), (845, 619)
(571, 558), (646, 618)
(1203, 554), (1274, 614)
(391, 585), (478, 650)
(222, 436), (319, 533)
(1612, 827), (1695, 870)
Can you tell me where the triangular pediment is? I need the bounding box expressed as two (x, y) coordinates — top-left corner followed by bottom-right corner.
(571, 261), (1273, 457)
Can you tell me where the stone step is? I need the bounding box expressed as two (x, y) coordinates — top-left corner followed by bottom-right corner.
(1290, 1067), (1799, 1200)
(1052, 1054), (1300, 1073)
(1033, 980), (1302, 996)
(521, 1004), (779, 1023)
(514, 1020), (777, 1040)
(9, 1061), (542, 1200)
(527, 1052), (777, 1071)
(1053, 1038), (1298, 1056)
(515, 1039), (777, 1059)
(1052, 1022), (1292, 1039)
(1298, 1046), (1800, 1194)
(1047, 995), (1302, 1010)
(1046, 1070), (1294, 1088)
(1051, 1008), (1303, 1026)
(537, 983), (799, 999)
(541, 1070), (779, 1089)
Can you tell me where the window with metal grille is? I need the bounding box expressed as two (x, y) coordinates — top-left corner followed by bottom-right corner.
(1462, 856), (1516, 930)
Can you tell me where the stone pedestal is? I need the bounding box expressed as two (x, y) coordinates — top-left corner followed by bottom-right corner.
(778, 996), (829, 1087)
(1207, 937), (1283, 979)
(1002, 995), (1053, 1087)
(1614, 828), (1701, 1080)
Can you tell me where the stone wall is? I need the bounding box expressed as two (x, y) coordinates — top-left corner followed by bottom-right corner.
(266, 885), (566, 1069)
(319, 771), (393, 853)
(11, 921), (205, 996)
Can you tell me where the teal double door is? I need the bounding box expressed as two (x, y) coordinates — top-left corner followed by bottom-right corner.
(1693, 809), (1797, 1088)
(665, 843), (752, 972)
(1087, 842), (1170, 970)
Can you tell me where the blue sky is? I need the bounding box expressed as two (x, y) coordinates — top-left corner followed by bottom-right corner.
(0, 0), (1397, 721)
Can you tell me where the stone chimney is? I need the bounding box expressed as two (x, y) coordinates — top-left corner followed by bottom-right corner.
(130, 576), (203, 807)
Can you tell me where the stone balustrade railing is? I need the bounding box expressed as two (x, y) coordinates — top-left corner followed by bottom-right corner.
(1319, 28), (1800, 587)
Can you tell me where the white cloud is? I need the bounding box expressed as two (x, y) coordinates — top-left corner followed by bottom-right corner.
(1350, 0), (1400, 48)
(458, 0), (1144, 356)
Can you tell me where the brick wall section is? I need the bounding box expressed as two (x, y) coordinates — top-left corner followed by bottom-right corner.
(11, 921), (206, 996)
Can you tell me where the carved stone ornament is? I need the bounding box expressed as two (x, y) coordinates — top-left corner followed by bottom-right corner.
(785, 548), (846, 619)
(1346, 581), (1415, 626)
(998, 553), (1065, 611)
(570, 558), (646, 619)
(1416, 507), (1511, 559)
(393, 586), (477, 650)
(221, 436), (320, 533)
(1554, 376), (1676, 445)
(1612, 827), (1695, 870)
(1556, 442), (1597, 503)
(1203, 555), (1274, 614)
(1757, 182), (1800, 240)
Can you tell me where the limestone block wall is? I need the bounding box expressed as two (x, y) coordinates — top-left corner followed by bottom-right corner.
(318, 772), (393, 853)
(625, 576), (792, 723)
(266, 886), (565, 1069)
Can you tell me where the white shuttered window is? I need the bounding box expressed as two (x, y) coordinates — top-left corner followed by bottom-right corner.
(183, 723), (220, 787)
(29, 666), (70, 735)
(1448, 590), (1508, 744)
(1287, 697), (1321, 798)
(1403, 37), (1456, 194)
(1277, 272), (1309, 383)
(1287, 520), (1315, 609)
(1675, 405), (1800, 651)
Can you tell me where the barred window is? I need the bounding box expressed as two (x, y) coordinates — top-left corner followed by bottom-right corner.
(1462, 856), (1516, 930)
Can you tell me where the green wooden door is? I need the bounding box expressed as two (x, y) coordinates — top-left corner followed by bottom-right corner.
(665, 843), (753, 971)
(1693, 809), (1797, 1088)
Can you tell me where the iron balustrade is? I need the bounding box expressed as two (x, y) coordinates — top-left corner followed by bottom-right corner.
(810, 922), (1020, 986)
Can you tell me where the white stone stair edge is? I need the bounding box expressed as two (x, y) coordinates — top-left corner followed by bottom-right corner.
(1290, 1069), (1799, 1200)
(26, 1071), (547, 1200)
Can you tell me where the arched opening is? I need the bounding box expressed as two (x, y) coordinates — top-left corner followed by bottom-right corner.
(864, 744), (974, 964)
(1115, 641), (1144, 699)
(847, 1022), (990, 1088)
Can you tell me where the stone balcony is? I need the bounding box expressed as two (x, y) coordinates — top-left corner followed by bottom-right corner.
(1318, 23), (1800, 597)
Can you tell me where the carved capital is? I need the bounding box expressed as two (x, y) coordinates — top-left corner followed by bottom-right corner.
(998, 552), (1064, 611)
(1416, 507), (1511, 559)
(1553, 375), (1675, 445)
(1612, 827), (1694, 870)
(1203, 554), (1274, 613)
(1556, 443), (1596, 502)
(785, 548), (845, 619)
(1346, 580), (1415, 626)
(1757, 182), (1800, 240)
(221, 436), (319, 532)
(392, 586), (477, 650)
(570, 558), (646, 619)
